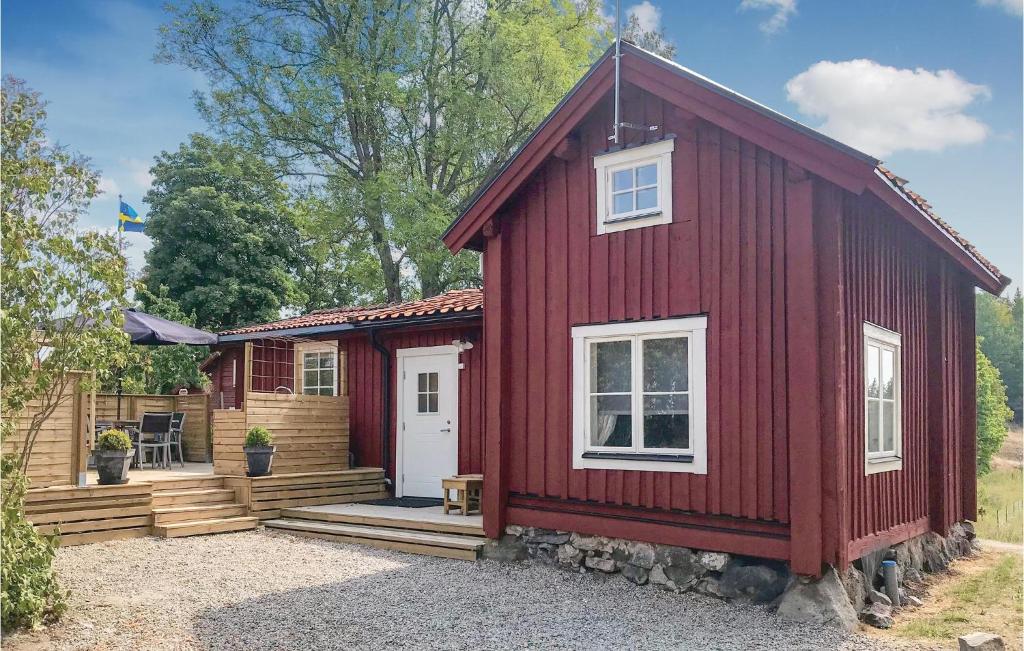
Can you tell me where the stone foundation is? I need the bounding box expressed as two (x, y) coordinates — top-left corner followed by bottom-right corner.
(482, 521), (977, 631)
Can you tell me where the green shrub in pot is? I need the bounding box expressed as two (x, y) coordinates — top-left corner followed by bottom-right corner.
(94, 429), (134, 485)
(243, 426), (275, 477)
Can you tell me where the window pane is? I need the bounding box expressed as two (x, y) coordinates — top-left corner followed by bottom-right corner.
(428, 393), (438, 413)
(418, 372), (428, 392)
(418, 394), (428, 413)
(319, 369), (333, 388)
(428, 372), (438, 392)
(303, 386), (318, 395)
(881, 349), (894, 400)
(304, 370), (318, 388)
(865, 345), (880, 398)
(643, 337), (687, 392)
(635, 187), (657, 211)
(591, 340), (631, 393)
(636, 164), (657, 187)
(867, 400), (880, 453)
(882, 401), (895, 452)
(303, 353), (317, 369)
(320, 354), (335, 369)
(319, 387), (333, 396)
(613, 169), (633, 191)
(590, 395), (632, 447)
(643, 394), (689, 449)
(613, 192), (633, 215)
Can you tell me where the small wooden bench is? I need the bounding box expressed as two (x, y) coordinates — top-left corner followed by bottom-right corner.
(442, 474), (483, 515)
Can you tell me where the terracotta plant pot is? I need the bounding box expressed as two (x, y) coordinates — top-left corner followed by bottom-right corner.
(244, 445), (276, 477)
(94, 448), (134, 485)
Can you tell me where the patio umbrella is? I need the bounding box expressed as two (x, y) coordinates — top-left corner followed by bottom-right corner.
(114, 309), (217, 418)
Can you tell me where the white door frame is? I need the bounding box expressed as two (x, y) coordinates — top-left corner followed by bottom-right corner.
(395, 345), (460, 498)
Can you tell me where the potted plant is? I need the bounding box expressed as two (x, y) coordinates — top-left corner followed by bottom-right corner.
(243, 426), (275, 477)
(94, 429), (134, 485)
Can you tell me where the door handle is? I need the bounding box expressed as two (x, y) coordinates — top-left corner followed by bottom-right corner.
(439, 428), (452, 432)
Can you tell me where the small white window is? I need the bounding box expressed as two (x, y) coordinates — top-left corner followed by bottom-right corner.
(302, 350), (337, 396)
(572, 316), (707, 474)
(417, 371), (439, 413)
(863, 322), (902, 475)
(594, 138), (674, 234)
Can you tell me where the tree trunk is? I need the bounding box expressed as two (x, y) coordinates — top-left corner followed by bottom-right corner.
(364, 195), (402, 302)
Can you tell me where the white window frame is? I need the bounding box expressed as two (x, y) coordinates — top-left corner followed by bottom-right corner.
(572, 316), (707, 474)
(300, 347), (338, 396)
(863, 322), (902, 475)
(594, 138), (674, 235)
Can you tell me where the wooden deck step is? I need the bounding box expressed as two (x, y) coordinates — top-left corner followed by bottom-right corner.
(153, 516), (259, 538)
(152, 503), (248, 525)
(151, 488), (236, 507)
(263, 518), (485, 560)
(279, 508), (485, 537)
(146, 476), (225, 492)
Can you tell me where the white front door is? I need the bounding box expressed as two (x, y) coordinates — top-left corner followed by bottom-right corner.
(397, 346), (459, 498)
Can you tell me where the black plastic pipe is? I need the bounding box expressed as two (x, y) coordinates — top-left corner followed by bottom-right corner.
(369, 328), (392, 487)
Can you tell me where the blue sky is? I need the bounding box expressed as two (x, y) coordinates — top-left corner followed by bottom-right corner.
(3, 0), (1021, 292)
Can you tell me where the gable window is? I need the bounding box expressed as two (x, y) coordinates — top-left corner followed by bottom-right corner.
(863, 322), (902, 475)
(594, 138), (674, 234)
(572, 315), (707, 474)
(302, 350), (337, 396)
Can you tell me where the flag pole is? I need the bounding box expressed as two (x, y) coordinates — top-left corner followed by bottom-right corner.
(117, 193), (124, 255)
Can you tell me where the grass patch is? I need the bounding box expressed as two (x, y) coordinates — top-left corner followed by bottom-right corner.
(889, 552), (1023, 648)
(977, 467), (1023, 544)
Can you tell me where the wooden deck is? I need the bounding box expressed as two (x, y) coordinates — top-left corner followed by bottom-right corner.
(85, 462), (216, 485)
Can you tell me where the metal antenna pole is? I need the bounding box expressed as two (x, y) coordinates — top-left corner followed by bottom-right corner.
(612, 0), (622, 145)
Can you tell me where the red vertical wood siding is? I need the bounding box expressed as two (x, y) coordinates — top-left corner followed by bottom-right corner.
(491, 86), (795, 542)
(209, 346), (243, 410)
(342, 324), (485, 478)
(839, 193), (975, 559)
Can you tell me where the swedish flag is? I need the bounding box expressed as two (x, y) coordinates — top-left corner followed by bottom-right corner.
(118, 201), (145, 233)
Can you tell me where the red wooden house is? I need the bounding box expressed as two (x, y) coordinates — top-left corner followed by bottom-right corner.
(206, 42), (1007, 578)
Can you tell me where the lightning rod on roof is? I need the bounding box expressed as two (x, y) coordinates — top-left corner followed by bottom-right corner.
(609, 0), (659, 145)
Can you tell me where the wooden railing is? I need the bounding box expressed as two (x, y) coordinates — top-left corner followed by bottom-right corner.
(211, 392), (349, 476)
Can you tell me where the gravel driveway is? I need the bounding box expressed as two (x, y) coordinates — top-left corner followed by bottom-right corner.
(5, 529), (934, 650)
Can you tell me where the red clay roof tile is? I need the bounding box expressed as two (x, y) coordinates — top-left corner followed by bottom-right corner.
(220, 288), (482, 336)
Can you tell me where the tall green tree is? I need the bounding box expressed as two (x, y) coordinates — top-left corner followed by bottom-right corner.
(158, 0), (607, 301)
(1, 77), (131, 630)
(976, 290), (1022, 422)
(141, 134), (301, 330)
(977, 341), (1013, 475)
(622, 12), (677, 59)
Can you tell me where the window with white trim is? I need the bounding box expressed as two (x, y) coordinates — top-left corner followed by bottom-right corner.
(594, 138), (674, 234)
(863, 322), (902, 475)
(302, 350), (337, 396)
(572, 316), (707, 474)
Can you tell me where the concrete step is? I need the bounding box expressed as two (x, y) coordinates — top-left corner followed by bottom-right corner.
(151, 488), (236, 508)
(279, 507), (485, 537)
(263, 518), (485, 560)
(153, 516), (259, 538)
(147, 476), (225, 492)
(152, 503), (248, 525)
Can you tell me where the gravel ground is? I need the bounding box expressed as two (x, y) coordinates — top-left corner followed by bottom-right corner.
(5, 529), (937, 651)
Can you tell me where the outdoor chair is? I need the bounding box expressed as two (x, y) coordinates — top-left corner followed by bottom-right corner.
(168, 412), (186, 468)
(136, 412), (174, 470)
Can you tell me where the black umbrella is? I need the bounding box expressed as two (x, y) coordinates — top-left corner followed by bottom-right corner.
(114, 309), (217, 418)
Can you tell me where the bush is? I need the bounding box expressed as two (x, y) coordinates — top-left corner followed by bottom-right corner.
(1, 458), (67, 630)
(977, 342), (1013, 475)
(244, 426), (273, 448)
(95, 429), (133, 452)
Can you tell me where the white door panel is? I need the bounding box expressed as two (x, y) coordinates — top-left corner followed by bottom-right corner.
(398, 348), (458, 498)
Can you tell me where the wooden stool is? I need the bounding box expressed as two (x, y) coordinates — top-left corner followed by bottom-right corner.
(442, 474), (483, 515)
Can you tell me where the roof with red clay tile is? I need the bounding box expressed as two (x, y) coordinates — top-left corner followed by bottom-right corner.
(877, 166), (1005, 284)
(220, 288), (482, 336)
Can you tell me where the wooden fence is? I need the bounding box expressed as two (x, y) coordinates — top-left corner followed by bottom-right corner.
(91, 393), (210, 462)
(212, 392), (349, 476)
(2, 372), (89, 488)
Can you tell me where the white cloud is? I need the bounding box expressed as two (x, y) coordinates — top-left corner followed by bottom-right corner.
(978, 0), (1023, 16)
(122, 158), (154, 191)
(739, 0), (797, 35)
(785, 59), (991, 158)
(627, 1), (661, 32)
